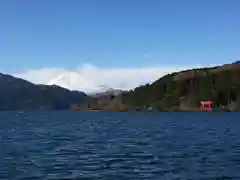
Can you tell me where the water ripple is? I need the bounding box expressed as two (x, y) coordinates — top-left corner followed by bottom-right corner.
(0, 112), (240, 179)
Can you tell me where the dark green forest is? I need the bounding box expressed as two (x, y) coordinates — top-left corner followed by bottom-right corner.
(121, 61), (240, 111)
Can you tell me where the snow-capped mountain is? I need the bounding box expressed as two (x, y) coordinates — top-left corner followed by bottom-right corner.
(47, 72), (113, 95)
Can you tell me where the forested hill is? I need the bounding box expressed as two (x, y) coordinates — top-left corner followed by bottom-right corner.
(75, 61), (240, 111)
(0, 73), (87, 110)
(121, 61), (240, 111)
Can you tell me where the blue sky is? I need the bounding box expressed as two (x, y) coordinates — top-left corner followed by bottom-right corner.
(0, 0), (240, 73)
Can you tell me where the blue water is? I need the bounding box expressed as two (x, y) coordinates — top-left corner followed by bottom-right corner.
(0, 112), (240, 180)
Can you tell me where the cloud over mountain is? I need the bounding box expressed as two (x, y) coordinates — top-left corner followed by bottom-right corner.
(13, 63), (210, 94)
(47, 71), (110, 94)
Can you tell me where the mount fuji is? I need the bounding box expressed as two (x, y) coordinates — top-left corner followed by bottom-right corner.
(47, 71), (120, 95)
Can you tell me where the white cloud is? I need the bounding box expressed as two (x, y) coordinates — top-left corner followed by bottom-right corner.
(14, 68), (68, 85)
(12, 63), (215, 94)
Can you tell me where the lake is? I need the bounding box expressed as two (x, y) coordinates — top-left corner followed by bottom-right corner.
(0, 112), (240, 179)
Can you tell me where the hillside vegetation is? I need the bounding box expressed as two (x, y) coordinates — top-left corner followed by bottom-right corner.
(0, 73), (87, 110)
(77, 61), (240, 111)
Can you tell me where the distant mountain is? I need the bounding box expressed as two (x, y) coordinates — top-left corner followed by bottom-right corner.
(47, 71), (111, 94)
(91, 87), (124, 98)
(0, 73), (87, 110)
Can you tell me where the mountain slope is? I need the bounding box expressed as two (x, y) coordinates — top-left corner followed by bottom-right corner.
(0, 73), (87, 110)
(75, 61), (240, 111)
(122, 61), (240, 111)
(91, 87), (124, 98)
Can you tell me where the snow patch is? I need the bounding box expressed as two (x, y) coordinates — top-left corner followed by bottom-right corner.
(47, 71), (110, 94)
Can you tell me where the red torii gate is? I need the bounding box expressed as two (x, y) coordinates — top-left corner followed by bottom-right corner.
(200, 100), (212, 111)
